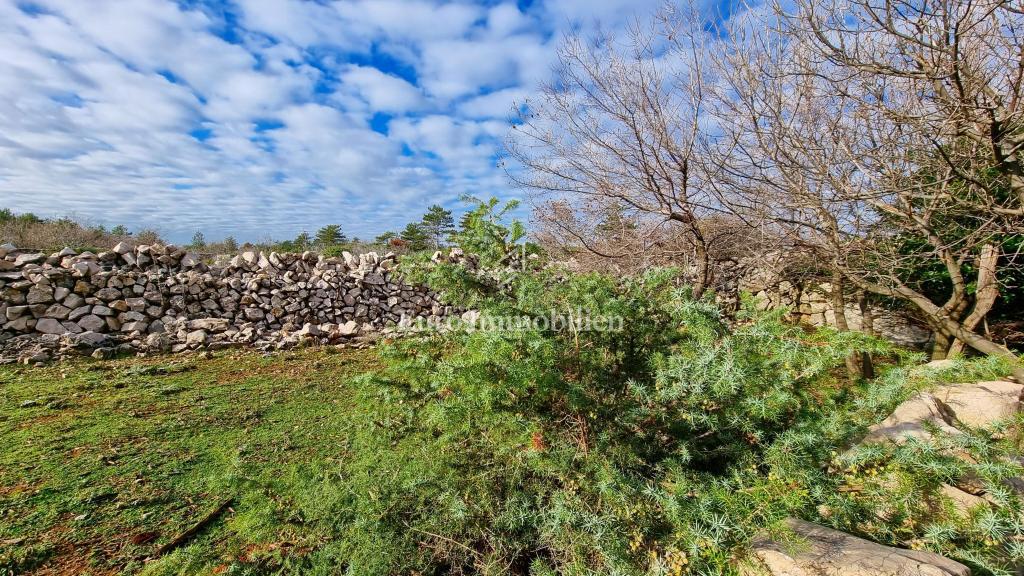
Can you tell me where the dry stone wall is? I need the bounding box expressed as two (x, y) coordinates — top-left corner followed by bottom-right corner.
(0, 242), (451, 363)
(0, 240), (935, 363)
(733, 254), (932, 349)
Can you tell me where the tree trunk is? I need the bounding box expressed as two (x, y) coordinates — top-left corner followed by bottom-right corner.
(949, 243), (1000, 357)
(934, 318), (1024, 383)
(856, 290), (875, 379)
(691, 238), (711, 300)
(931, 332), (951, 361)
(850, 273), (1023, 382)
(829, 270), (861, 379)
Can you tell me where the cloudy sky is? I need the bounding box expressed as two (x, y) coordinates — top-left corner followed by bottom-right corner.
(0, 0), (675, 242)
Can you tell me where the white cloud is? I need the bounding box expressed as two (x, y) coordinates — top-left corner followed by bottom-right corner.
(459, 87), (529, 119)
(338, 65), (424, 114)
(235, 0), (368, 48)
(487, 3), (531, 37)
(335, 0), (485, 44)
(419, 34), (551, 99)
(0, 0), (708, 242)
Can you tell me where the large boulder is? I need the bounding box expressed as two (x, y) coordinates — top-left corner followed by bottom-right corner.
(931, 381), (1023, 428)
(861, 392), (960, 445)
(741, 518), (969, 576)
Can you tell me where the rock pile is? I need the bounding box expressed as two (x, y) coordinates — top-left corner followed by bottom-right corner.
(733, 253), (932, 348)
(744, 368), (1023, 576)
(0, 242), (452, 363)
(854, 369), (1024, 513)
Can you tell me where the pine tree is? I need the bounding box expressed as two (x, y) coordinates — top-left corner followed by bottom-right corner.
(315, 224), (346, 248)
(420, 205), (456, 248)
(223, 236), (238, 253)
(190, 231), (206, 249)
(400, 222), (430, 251)
(375, 231), (398, 244)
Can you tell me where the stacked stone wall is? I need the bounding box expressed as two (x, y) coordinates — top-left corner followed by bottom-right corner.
(0, 242), (449, 362)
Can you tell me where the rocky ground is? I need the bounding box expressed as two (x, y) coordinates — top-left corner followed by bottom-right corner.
(743, 362), (1024, 576)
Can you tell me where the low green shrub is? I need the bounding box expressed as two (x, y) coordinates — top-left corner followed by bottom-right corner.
(281, 199), (1022, 575)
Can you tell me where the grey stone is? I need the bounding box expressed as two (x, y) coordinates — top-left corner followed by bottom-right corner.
(63, 293), (85, 309)
(44, 304), (72, 320)
(185, 329), (208, 347)
(741, 518), (969, 576)
(4, 316), (31, 331)
(76, 314), (106, 332)
(5, 305), (27, 320)
(95, 287), (121, 301)
(14, 253), (45, 266)
(121, 321), (149, 333)
(188, 318), (230, 332)
(295, 322), (321, 338)
(68, 305), (91, 320)
(35, 318), (69, 335)
(337, 320), (359, 336)
(126, 297), (147, 311)
(61, 320), (83, 334)
(73, 331), (109, 348)
(146, 332), (172, 351)
(26, 285), (54, 305)
(119, 311), (147, 323)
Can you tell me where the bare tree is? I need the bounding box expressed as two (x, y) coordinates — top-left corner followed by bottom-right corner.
(508, 15), (735, 297)
(512, 0), (1023, 379)
(707, 0), (1024, 378)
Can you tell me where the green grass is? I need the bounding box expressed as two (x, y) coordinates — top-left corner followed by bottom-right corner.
(0, 347), (381, 575)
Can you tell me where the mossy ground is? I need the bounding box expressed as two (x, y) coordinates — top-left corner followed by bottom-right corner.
(0, 347), (381, 575)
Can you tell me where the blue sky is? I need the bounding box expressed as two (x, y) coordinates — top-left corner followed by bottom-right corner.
(0, 0), (676, 242)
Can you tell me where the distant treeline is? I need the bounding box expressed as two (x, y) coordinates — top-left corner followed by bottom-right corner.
(0, 208), (161, 252)
(0, 203), (463, 255)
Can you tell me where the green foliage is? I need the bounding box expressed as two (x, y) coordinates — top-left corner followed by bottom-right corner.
(400, 197), (529, 307)
(315, 224), (346, 247)
(15, 212), (42, 225)
(110, 224), (129, 236)
(375, 231), (398, 244)
(294, 231), (312, 251)
(400, 222), (431, 251)
(317, 197), (1021, 575)
(3, 198), (1020, 574)
(821, 419), (1024, 574)
(420, 204), (456, 247)
(190, 231), (206, 249)
(321, 244), (347, 257)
